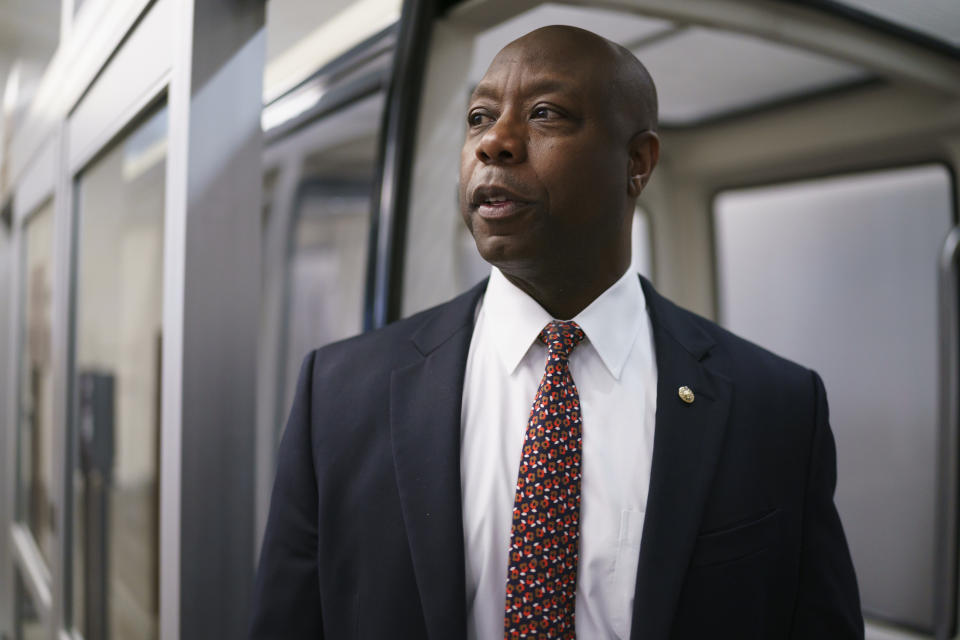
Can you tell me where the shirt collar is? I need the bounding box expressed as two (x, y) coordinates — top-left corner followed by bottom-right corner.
(482, 267), (553, 375)
(481, 266), (646, 380)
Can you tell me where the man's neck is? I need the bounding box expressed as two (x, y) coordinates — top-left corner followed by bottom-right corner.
(500, 263), (630, 320)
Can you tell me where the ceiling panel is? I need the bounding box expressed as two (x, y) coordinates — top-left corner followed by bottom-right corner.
(468, 3), (674, 83)
(635, 27), (869, 126)
(0, 0), (59, 113)
(830, 0), (960, 49)
(266, 0), (356, 63)
(263, 0), (399, 103)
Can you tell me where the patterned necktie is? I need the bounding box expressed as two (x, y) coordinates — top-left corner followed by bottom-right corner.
(504, 320), (586, 640)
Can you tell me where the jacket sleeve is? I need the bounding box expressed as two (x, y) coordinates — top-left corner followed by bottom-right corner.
(790, 371), (864, 639)
(250, 351), (324, 639)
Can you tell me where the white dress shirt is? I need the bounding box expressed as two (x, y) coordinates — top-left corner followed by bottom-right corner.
(461, 266), (658, 640)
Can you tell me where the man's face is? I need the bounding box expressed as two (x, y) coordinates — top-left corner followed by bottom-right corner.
(459, 36), (631, 277)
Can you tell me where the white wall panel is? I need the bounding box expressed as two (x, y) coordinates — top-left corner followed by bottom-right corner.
(715, 164), (955, 633)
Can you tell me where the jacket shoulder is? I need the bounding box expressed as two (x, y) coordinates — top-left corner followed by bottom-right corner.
(658, 293), (815, 392)
(307, 281), (484, 374)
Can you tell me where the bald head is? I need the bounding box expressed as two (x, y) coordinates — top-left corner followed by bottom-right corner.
(495, 25), (658, 135)
(461, 25), (661, 318)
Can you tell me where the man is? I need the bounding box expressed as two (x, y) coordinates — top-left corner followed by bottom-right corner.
(250, 26), (862, 639)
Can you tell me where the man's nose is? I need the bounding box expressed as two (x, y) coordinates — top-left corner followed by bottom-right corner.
(475, 115), (526, 164)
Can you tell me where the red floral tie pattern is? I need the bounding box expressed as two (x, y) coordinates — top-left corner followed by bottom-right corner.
(504, 321), (585, 640)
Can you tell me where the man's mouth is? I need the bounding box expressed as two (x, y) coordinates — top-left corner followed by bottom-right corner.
(472, 186), (533, 219)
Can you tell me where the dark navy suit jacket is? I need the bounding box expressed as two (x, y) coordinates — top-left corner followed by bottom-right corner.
(250, 277), (863, 639)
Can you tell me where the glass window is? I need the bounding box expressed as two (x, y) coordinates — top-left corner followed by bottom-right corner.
(277, 94), (382, 428)
(17, 199), (56, 570)
(713, 164), (955, 632)
(285, 179), (370, 366)
(70, 103), (167, 639)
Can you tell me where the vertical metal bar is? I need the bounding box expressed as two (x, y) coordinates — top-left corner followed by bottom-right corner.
(367, 0), (438, 328)
(1, 212), (24, 640)
(49, 121), (71, 640)
(255, 155), (301, 559)
(166, 1), (265, 637)
(162, 1), (192, 637)
(935, 225), (960, 640)
(0, 234), (8, 637)
(5, 154), (63, 640)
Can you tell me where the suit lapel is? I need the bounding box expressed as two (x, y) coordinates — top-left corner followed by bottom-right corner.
(630, 278), (734, 640)
(390, 282), (485, 640)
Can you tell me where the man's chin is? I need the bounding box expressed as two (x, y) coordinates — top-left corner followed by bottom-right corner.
(475, 240), (556, 283)
(475, 236), (530, 267)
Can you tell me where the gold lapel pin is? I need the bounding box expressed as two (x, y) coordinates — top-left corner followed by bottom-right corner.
(678, 386), (695, 404)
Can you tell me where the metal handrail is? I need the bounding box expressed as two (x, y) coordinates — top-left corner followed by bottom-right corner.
(368, 0), (438, 329)
(935, 225), (960, 640)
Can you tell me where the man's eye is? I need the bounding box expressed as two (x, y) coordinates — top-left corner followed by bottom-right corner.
(531, 106), (558, 119)
(468, 112), (491, 126)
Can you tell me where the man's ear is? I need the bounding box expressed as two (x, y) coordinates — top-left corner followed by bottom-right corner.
(627, 130), (660, 198)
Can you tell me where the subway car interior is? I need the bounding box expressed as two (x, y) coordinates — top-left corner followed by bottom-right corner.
(0, 0), (958, 638)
